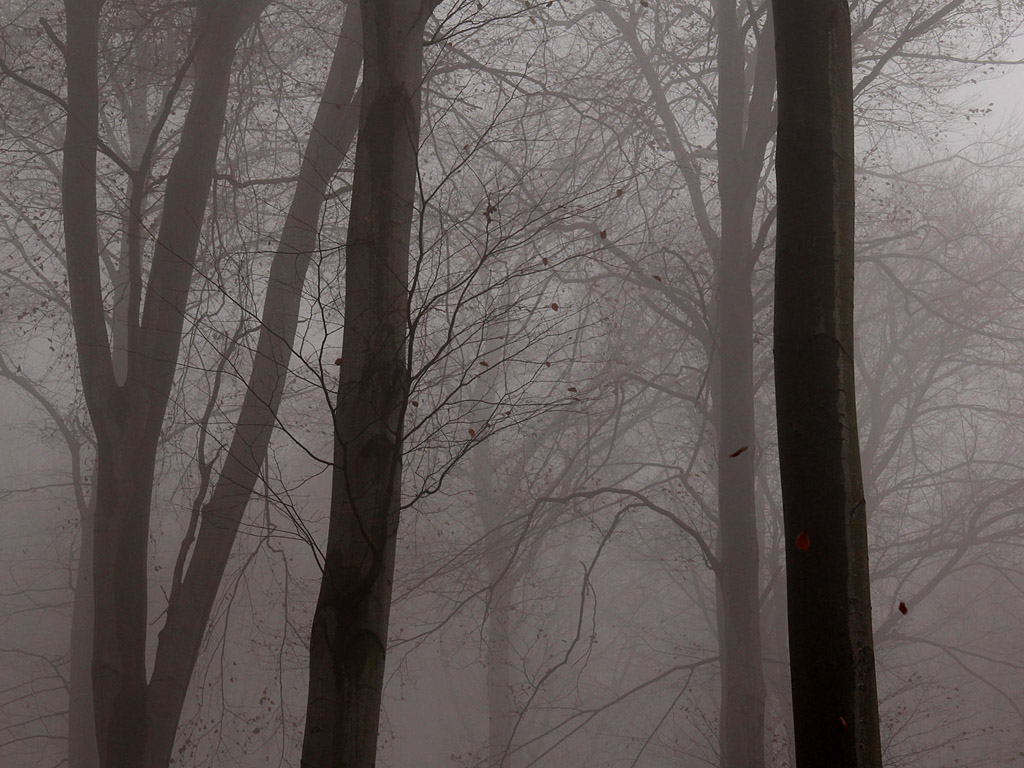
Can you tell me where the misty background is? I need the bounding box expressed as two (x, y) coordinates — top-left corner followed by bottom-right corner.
(3, 1), (1024, 766)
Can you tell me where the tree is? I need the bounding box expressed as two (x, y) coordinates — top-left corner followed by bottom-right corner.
(300, 2), (441, 765)
(55, 0), (363, 764)
(771, 1), (883, 766)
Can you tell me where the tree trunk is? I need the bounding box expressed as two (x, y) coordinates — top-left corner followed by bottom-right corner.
(485, 581), (516, 768)
(62, 2), (263, 765)
(300, 2), (435, 766)
(143, 11), (362, 766)
(473, 430), (517, 768)
(68, 492), (98, 768)
(713, 3), (774, 765)
(771, 1), (883, 766)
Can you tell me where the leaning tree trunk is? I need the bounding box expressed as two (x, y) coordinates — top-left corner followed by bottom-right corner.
(301, 2), (438, 766)
(143, 12), (362, 767)
(771, 1), (883, 767)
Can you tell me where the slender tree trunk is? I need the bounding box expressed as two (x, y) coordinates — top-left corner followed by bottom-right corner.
(473, 430), (517, 768)
(143, 12), (362, 766)
(485, 581), (516, 768)
(301, 2), (436, 765)
(713, 3), (775, 765)
(89, 434), (159, 768)
(68, 492), (98, 768)
(771, 1), (883, 766)
(63, 2), (262, 765)
(62, 1), (361, 765)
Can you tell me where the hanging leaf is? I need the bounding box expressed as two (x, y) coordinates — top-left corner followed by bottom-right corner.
(795, 531), (810, 550)
(551, 302), (559, 310)
(728, 445), (748, 458)
(898, 601), (908, 615)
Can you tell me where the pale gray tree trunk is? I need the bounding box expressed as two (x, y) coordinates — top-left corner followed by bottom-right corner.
(712, 3), (775, 765)
(771, 1), (883, 765)
(473, 429), (517, 768)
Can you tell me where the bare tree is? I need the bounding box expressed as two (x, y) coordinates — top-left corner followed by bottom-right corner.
(300, 2), (441, 765)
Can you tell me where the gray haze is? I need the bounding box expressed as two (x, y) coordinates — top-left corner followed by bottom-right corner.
(2, 1), (1024, 767)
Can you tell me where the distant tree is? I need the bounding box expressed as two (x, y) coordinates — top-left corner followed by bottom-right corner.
(771, 1), (883, 767)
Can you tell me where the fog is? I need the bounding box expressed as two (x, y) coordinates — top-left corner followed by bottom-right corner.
(2, 1), (1024, 767)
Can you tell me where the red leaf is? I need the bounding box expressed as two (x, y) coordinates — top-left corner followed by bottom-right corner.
(898, 601), (908, 615)
(599, 229), (608, 239)
(728, 445), (748, 458)
(568, 386), (578, 392)
(551, 302), (559, 311)
(839, 716), (848, 731)
(468, 428), (476, 437)
(479, 360), (489, 366)
(795, 531), (810, 551)
(411, 400), (418, 407)
(616, 188), (623, 196)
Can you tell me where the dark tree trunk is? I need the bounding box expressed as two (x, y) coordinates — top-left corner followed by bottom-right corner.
(713, 3), (775, 765)
(68, 491), (98, 768)
(63, 2), (261, 761)
(771, 1), (883, 766)
(60, 1), (364, 765)
(300, 2), (436, 766)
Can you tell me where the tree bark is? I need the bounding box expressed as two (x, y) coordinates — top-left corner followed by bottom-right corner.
(300, 2), (436, 766)
(771, 1), (883, 766)
(62, 2), (263, 765)
(713, 3), (775, 765)
(473, 430), (517, 768)
(68, 492), (98, 768)
(143, 11), (362, 766)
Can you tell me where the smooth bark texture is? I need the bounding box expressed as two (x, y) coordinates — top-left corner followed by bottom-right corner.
(64, 4), (262, 765)
(300, 2), (437, 766)
(68, 494), (98, 768)
(62, 1), (363, 765)
(771, 1), (883, 766)
(144, 12), (362, 767)
(712, 2), (774, 766)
